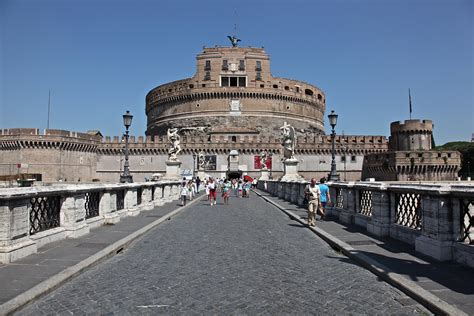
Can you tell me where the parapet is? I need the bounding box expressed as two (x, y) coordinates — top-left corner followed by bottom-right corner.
(390, 119), (433, 135)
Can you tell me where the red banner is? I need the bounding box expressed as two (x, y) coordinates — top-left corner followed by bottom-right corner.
(254, 156), (272, 169)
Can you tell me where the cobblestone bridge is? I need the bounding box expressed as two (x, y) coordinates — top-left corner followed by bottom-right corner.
(17, 193), (428, 315)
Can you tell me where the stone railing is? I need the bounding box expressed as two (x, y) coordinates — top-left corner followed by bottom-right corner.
(258, 180), (474, 268)
(0, 180), (181, 263)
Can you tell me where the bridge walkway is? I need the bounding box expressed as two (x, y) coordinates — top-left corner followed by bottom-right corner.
(8, 191), (432, 315)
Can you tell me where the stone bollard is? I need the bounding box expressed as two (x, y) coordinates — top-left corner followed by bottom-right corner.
(125, 188), (139, 217)
(415, 188), (454, 261)
(154, 186), (165, 207)
(102, 191), (120, 225)
(142, 187), (154, 211)
(61, 194), (90, 238)
(367, 185), (390, 237)
(339, 185), (356, 224)
(0, 199), (37, 263)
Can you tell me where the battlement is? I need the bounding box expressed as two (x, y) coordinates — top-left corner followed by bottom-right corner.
(390, 119), (433, 134)
(0, 128), (102, 141)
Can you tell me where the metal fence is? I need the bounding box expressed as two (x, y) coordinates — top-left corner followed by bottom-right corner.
(29, 195), (61, 235)
(85, 191), (100, 219)
(358, 190), (373, 217)
(395, 193), (422, 230)
(459, 198), (474, 244)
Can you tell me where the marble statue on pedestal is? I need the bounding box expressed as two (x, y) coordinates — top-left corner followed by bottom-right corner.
(167, 128), (181, 161)
(280, 121), (296, 160)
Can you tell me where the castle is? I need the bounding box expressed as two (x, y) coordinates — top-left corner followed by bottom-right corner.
(0, 44), (461, 183)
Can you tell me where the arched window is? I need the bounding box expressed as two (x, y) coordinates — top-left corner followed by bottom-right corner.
(231, 136), (237, 142)
(305, 89), (313, 96)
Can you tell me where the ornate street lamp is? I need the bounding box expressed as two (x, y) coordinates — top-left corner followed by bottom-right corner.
(328, 110), (340, 182)
(120, 110), (133, 183)
(192, 153), (197, 178)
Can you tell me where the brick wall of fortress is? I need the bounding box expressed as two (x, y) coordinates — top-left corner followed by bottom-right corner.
(0, 129), (99, 182)
(145, 46), (326, 137)
(0, 129), (388, 183)
(145, 79), (326, 137)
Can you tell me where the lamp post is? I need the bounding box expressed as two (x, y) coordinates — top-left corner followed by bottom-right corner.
(192, 153), (196, 179)
(327, 110), (340, 182)
(120, 110), (133, 183)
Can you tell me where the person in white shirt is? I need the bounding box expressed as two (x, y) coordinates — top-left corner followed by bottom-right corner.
(207, 178), (217, 205)
(304, 178), (321, 227)
(180, 182), (189, 206)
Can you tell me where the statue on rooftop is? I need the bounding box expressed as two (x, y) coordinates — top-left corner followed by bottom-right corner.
(227, 35), (241, 47)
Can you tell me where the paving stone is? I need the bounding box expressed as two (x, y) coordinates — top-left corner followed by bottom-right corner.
(16, 194), (430, 315)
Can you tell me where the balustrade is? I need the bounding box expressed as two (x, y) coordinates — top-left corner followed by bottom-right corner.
(0, 180), (179, 263)
(258, 179), (474, 268)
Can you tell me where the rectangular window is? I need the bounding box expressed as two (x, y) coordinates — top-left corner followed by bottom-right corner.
(205, 60), (211, 71)
(204, 71), (211, 81)
(239, 60), (245, 71)
(222, 60), (228, 70)
(221, 76), (229, 86)
(341, 156), (346, 162)
(256, 71), (262, 81)
(256, 61), (262, 71)
(221, 76), (246, 87)
(351, 155), (356, 162)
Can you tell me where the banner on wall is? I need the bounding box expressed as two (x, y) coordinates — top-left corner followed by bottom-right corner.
(254, 156), (272, 170)
(198, 155), (217, 171)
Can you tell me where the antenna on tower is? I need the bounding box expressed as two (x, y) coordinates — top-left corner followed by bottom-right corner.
(227, 10), (241, 47)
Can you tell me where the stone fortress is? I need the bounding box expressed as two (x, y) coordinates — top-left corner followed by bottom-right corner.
(0, 42), (461, 183)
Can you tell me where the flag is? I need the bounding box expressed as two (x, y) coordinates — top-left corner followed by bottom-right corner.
(409, 89), (412, 119)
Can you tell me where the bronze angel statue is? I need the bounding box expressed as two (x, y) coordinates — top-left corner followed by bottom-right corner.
(227, 35), (241, 47)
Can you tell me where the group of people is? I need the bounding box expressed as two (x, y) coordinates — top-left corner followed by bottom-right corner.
(180, 176), (255, 207)
(304, 178), (330, 227)
(179, 177), (201, 206)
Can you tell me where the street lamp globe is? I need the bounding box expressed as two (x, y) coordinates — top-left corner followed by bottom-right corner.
(123, 110), (133, 129)
(328, 110), (338, 129)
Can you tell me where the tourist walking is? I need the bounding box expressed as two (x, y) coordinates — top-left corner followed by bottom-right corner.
(304, 178), (320, 227)
(318, 178), (330, 220)
(180, 181), (189, 206)
(207, 177), (217, 205)
(205, 179), (210, 201)
(195, 176), (201, 193)
(238, 180), (243, 198)
(222, 179), (232, 205)
(243, 180), (251, 198)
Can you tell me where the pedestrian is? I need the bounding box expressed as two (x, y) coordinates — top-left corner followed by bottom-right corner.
(187, 180), (194, 200)
(222, 179), (232, 205)
(252, 178), (258, 189)
(196, 176), (201, 193)
(232, 179), (238, 197)
(207, 177), (217, 205)
(243, 180), (251, 198)
(318, 178), (330, 220)
(238, 180), (243, 198)
(205, 179), (210, 201)
(304, 178), (320, 227)
(180, 181), (189, 206)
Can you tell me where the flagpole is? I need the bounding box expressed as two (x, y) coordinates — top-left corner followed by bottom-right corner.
(47, 90), (51, 129)
(408, 88), (412, 120)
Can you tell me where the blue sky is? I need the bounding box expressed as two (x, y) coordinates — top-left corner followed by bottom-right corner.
(1, 0), (472, 144)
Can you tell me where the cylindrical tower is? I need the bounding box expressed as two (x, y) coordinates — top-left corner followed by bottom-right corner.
(389, 119), (433, 151)
(145, 46), (326, 137)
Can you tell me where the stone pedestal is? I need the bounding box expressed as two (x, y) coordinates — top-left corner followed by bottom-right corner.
(259, 169), (270, 181)
(280, 158), (304, 182)
(164, 160), (182, 180)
